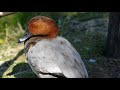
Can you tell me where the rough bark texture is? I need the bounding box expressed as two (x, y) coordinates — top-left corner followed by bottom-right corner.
(104, 12), (120, 58)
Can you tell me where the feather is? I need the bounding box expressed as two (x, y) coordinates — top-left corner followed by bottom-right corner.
(26, 36), (88, 78)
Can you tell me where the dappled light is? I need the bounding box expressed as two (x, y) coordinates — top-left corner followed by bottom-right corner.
(1, 12), (120, 78)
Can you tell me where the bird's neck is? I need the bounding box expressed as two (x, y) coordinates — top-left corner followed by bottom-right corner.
(24, 35), (54, 55)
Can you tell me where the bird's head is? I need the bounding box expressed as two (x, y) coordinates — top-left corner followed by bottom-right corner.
(18, 16), (59, 43)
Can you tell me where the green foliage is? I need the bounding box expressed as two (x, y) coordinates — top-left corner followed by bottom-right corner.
(59, 28), (106, 60)
(0, 12), (109, 78)
(81, 32), (106, 59)
(77, 12), (109, 21)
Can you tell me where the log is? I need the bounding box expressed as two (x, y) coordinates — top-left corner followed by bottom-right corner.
(0, 12), (15, 18)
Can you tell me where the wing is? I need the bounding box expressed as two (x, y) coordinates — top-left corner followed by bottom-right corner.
(27, 36), (88, 78)
(53, 37), (88, 78)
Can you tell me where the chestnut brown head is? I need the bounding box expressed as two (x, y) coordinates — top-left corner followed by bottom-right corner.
(18, 16), (59, 43)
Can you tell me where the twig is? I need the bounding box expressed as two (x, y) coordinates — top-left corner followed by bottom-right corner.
(0, 12), (16, 18)
(1, 25), (11, 50)
(60, 16), (67, 36)
(61, 16), (67, 30)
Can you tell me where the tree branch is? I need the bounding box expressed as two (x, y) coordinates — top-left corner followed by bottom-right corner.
(0, 12), (15, 18)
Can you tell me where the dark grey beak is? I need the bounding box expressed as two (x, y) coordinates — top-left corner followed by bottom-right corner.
(18, 31), (32, 43)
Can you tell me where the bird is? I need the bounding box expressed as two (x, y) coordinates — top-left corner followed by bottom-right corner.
(18, 16), (88, 78)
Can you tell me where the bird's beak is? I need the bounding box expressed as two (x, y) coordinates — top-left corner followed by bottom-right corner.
(18, 31), (32, 43)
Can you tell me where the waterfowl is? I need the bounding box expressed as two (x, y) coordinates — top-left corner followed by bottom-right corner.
(18, 16), (88, 78)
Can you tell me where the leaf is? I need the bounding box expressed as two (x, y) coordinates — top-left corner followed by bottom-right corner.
(0, 39), (4, 44)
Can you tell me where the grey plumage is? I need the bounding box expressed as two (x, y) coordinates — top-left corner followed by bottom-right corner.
(26, 36), (88, 78)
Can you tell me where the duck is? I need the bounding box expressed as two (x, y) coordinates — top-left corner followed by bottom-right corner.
(18, 16), (88, 78)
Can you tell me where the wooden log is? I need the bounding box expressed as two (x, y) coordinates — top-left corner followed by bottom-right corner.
(0, 12), (15, 17)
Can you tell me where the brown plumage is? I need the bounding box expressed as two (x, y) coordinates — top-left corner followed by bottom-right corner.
(18, 16), (88, 78)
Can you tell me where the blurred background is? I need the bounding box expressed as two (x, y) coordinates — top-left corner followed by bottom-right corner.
(0, 12), (112, 78)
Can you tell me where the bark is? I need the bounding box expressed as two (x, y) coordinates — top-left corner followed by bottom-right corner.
(104, 12), (120, 58)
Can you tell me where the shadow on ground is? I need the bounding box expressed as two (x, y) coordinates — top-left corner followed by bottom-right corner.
(0, 49), (38, 78)
(0, 49), (24, 77)
(7, 63), (38, 78)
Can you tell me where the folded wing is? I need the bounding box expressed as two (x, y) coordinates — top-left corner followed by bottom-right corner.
(27, 36), (88, 78)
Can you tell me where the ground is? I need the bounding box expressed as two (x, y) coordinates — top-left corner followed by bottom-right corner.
(1, 12), (120, 78)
